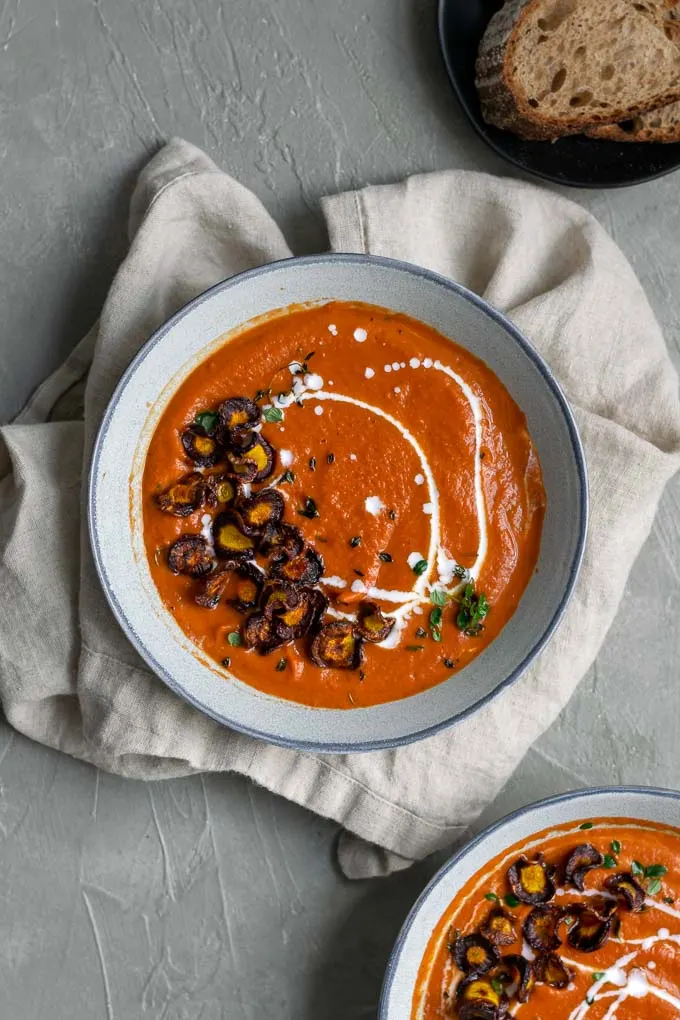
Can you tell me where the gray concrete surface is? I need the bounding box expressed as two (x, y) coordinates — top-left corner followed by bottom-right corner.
(1, 1), (679, 1017)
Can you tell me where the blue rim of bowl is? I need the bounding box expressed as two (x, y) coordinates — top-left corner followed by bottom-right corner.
(88, 252), (588, 754)
(379, 785), (680, 1018)
(436, 0), (680, 190)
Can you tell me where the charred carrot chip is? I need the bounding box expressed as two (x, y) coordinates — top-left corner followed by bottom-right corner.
(565, 905), (613, 952)
(155, 472), (206, 517)
(458, 1004), (502, 1020)
(181, 427), (221, 467)
(355, 602), (395, 643)
(457, 975), (502, 1009)
(272, 546), (324, 585)
(493, 954), (535, 1003)
(239, 489), (285, 536)
(227, 434), (276, 482)
(604, 872), (645, 912)
(564, 844), (604, 891)
(453, 934), (499, 976)
(204, 473), (241, 509)
(260, 578), (301, 617)
(480, 909), (517, 948)
(523, 906), (562, 952)
(534, 952), (573, 988)
(274, 587), (328, 641)
(195, 562), (264, 611)
(507, 854), (556, 905)
(242, 613), (284, 654)
(167, 536), (215, 578)
(212, 511), (256, 560)
(217, 397), (261, 435)
(310, 622), (363, 670)
(260, 523), (305, 565)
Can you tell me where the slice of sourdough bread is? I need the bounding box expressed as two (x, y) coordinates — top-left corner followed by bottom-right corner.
(476, 0), (680, 140)
(587, 0), (680, 140)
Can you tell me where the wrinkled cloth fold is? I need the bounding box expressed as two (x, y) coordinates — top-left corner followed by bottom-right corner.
(1, 138), (678, 878)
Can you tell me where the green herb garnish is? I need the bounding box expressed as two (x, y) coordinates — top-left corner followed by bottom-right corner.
(406, 645), (425, 652)
(430, 607), (443, 628)
(453, 564), (470, 580)
(263, 406), (284, 423)
(664, 896), (675, 904)
(455, 583), (489, 637)
(227, 632), (242, 647)
(275, 658), (287, 672)
(603, 854), (617, 868)
(350, 536), (361, 548)
(279, 470), (295, 484)
(415, 627), (427, 638)
(484, 892), (499, 902)
(193, 410), (218, 434)
(579, 822), (594, 830)
(379, 551), (393, 563)
(631, 860), (644, 877)
(430, 589), (448, 607)
(592, 972), (605, 983)
(645, 864), (668, 879)
(504, 893), (520, 908)
(647, 878), (663, 896)
(412, 559), (428, 577)
(491, 978), (504, 997)
(611, 840), (622, 854)
(298, 497), (319, 519)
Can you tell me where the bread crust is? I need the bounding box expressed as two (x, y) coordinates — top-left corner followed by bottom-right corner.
(476, 0), (680, 140)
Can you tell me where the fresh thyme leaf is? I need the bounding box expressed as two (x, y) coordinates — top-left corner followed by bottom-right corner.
(378, 551), (393, 563)
(309, 457), (316, 471)
(453, 564), (470, 580)
(263, 406), (284, 423)
(327, 453), (335, 464)
(413, 559), (428, 577)
(431, 629), (442, 643)
(504, 893), (520, 908)
(484, 892), (499, 902)
(193, 410), (218, 434)
(611, 840), (622, 854)
(645, 864), (668, 879)
(227, 632), (242, 647)
(349, 536), (361, 548)
(415, 627), (427, 638)
(406, 645), (425, 652)
(430, 589), (448, 606)
(275, 658), (287, 672)
(631, 860), (644, 877)
(647, 878), (662, 896)
(454, 580), (490, 637)
(580, 822), (594, 830)
(279, 470), (295, 484)
(297, 497), (319, 519)
(603, 854), (617, 868)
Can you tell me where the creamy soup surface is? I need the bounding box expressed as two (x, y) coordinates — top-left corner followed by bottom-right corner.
(142, 301), (545, 708)
(413, 817), (680, 1020)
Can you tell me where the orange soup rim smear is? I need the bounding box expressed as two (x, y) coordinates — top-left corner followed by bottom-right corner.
(142, 301), (545, 708)
(413, 817), (680, 1020)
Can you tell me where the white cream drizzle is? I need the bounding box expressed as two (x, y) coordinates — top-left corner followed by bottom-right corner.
(365, 495), (384, 516)
(321, 575), (347, 589)
(279, 449), (294, 467)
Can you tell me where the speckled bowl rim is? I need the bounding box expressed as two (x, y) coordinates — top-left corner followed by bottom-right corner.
(380, 785), (680, 1020)
(88, 253), (588, 753)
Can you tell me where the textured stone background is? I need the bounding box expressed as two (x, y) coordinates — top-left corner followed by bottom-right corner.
(1, 1), (679, 1017)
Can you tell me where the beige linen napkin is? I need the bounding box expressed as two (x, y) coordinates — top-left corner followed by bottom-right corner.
(1, 139), (679, 879)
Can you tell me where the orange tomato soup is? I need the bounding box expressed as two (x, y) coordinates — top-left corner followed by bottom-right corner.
(142, 301), (545, 708)
(413, 817), (680, 1020)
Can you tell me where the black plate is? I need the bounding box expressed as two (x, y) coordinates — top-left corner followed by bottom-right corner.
(438, 0), (680, 188)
